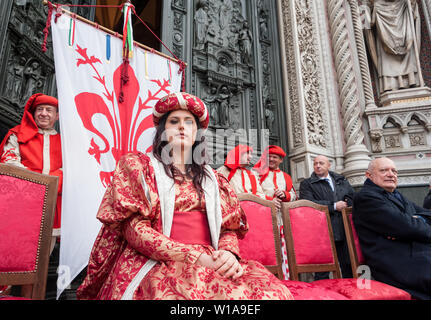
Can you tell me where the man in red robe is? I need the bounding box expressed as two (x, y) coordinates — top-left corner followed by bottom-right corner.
(253, 145), (296, 279)
(253, 145), (297, 202)
(0, 93), (62, 242)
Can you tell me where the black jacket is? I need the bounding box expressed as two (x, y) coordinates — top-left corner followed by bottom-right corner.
(299, 171), (354, 241)
(424, 190), (431, 210)
(353, 179), (431, 299)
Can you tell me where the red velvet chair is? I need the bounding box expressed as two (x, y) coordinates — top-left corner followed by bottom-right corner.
(237, 194), (349, 300)
(0, 164), (58, 300)
(341, 207), (365, 278)
(281, 200), (411, 300)
(237, 193), (284, 279)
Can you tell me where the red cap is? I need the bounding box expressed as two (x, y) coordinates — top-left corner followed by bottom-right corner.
(268, 145), (286, 158)
(30, 94), (58, 111)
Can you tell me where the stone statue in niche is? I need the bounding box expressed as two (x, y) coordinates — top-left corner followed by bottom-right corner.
(5, 55), (27, 104)
(228, 24), (239, 50)
(218, 56), (229, 73)
(22, 60), (44, 104)
(203, 85), (235, 128)
(203, 86), (220, 126)
(264, 98), (275, 131)
(219, 0), (233, 30)
(205, 2), (220, 42)
(200, 0), (249, 51)
(194, 0), (210, 50)
(257, 0), (269, 41)
(229, 103), (240, 130)
(217, 85), (233, 128)
(239, 20), (253, 64)
(231, 0), (244, 23)
(363, 0), (423, 93)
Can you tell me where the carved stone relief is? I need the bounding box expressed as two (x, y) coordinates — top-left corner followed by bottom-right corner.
(171, 1), (186, 60)
(190, 0), (287, 165)
(280, 0), (303, 148)
(384, 134), (402, 149)
(296, 0), (327, 148)
(409, 133), (426, 146)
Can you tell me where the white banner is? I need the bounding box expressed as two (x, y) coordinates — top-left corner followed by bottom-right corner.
(51, 11), (182, 298)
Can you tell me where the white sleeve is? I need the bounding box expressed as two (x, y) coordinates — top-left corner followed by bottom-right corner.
(1, 134), (26, 168)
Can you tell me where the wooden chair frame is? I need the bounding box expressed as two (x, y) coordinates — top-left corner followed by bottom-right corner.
(237, 193), (284, 280)
(0, 164), (58, 299)
(341, 207), (363, 278)
(281, 200), (342, 281)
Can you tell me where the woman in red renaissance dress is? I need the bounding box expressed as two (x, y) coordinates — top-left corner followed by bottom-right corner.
(76, 92), (293, 300)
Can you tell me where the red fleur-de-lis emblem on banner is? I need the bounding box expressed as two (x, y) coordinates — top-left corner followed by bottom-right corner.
(74, 45), (171, 187)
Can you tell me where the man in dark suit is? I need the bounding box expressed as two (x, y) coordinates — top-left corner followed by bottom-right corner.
(354, 157), (431, 299)
(299, 155), (354, 279)
(423, 178), (431, 210)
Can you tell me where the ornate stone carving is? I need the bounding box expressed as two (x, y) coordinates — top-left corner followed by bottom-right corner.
(384, 134), (402, 149)
(369, 129), (383, 153)
(280, 0), (303, 148)
(409, 133), (426, 146)
(296, 0), (327, 148)
(171, 0), (186, 60)
(192, 0), (255, 136)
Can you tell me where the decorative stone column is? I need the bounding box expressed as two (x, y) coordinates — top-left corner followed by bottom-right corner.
(327, 0), (370, 180)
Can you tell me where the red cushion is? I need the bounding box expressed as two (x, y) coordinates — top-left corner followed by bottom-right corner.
(289, 207), (334, 264)
(0, 175), (46, 272)
(349, 214), (365, 263)
(0, 296), (31, 300)
(238, 201), (277, 265)
(282, 280), (349, 300)
(312, 278), (411, 300)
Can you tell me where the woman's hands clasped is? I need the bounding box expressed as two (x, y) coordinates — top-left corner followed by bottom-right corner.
(196, 250), (244, 280)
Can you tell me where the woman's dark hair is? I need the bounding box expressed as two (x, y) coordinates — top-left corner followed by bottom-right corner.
(152, 111), (211, 201)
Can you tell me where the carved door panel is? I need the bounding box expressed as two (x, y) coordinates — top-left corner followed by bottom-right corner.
(162, 0), (288, 166)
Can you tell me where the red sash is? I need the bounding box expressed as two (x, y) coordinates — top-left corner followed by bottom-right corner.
(170, 211), (211, 245)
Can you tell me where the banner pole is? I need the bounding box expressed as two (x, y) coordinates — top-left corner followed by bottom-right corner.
(41, 0), (186, 66)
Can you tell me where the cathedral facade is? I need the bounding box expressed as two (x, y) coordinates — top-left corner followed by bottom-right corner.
(1, 0), (431, 205)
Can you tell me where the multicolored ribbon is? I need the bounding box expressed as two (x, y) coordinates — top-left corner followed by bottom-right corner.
(68, 16), (76, 47)
(122, 2), (133, 58)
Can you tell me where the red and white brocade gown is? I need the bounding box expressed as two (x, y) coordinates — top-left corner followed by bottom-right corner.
(76, 153), (293, 300)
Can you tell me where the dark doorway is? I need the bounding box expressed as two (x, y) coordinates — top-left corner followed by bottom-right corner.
(94, 0), (162, 51)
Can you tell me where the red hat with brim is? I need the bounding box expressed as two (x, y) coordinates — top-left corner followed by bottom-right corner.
(153, 92), (209, 129)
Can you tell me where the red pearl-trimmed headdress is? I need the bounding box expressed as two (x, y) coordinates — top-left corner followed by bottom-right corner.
(153, 92), (209, 129)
